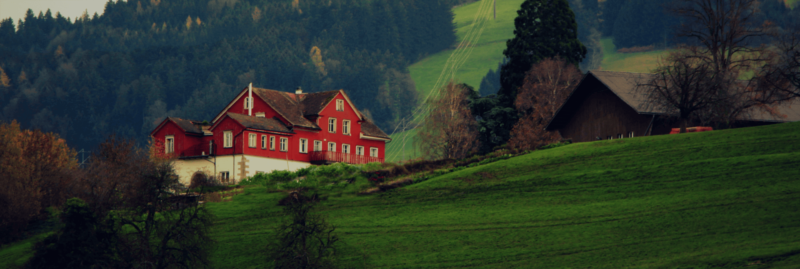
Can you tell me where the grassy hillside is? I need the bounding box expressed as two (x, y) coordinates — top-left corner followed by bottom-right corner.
(408, 0), (524, 99)
(3, 122), (800, 268)
(207, 122), (800, 268)
(599, 38), (668, 73)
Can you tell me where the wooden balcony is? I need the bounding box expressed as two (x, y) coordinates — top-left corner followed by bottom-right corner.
(309, 151), (383, 165)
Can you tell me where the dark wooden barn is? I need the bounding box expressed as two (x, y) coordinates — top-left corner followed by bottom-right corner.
(545, 71), (800, 143)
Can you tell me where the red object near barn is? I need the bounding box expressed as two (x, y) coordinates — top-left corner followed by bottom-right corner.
(669, 126), (713, 134)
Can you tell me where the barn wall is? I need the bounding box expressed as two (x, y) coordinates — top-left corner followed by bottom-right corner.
(558, 87), (653, 142)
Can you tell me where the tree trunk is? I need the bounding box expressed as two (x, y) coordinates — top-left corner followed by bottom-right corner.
(680, 117), (688, 133)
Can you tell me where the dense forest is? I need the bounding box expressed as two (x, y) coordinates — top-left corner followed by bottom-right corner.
(0, 0), (462, 150)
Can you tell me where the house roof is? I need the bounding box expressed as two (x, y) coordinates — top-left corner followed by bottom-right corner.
(169, 117), (204, 134)
(225, 112), (294, 134)
(249, 88), (318, 129)
(547, 71), (800, 130)
(360, 120), (390, 139)
(301, 90), (340, 116)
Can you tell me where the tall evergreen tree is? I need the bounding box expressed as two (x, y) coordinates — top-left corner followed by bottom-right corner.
(474, 0), (585, 153)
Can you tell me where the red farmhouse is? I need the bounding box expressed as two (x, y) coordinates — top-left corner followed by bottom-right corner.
(151, 85), (391, 184)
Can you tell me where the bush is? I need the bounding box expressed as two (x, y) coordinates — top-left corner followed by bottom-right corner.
(268, 192), (338, 268)
(188, 172), (224, 192)
(25, 198), (119, 269)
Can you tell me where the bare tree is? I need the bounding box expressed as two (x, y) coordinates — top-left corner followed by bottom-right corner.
(638, 52), (723, 133)
(509, 57), (580, 150)
(765, 25), (800, 98)
(673, 0), (772, 74)
(417, 81), (480, 160)
(638, 0), (794, 127)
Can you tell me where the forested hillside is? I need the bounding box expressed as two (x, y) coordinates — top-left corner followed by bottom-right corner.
(0, 0), (461, 150)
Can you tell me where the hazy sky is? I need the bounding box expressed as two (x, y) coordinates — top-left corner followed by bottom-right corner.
(0, 0), (112, 23)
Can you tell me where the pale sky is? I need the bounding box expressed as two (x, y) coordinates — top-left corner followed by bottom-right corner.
(0, 0), (114, 23)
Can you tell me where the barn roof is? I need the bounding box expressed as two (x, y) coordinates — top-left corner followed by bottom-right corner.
(546, 71), (800, 130)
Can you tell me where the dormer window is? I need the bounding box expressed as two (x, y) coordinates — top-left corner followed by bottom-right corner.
(336, 99), (344, 111)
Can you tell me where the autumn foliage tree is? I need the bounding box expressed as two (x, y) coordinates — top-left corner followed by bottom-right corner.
(0, 120), (77, 244)
(508, 57), (581, 150)
(417, 81), (480, 160)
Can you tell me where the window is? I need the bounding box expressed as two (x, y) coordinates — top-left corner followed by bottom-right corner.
(261, 135), (267, 149)
(356, 146), (364, 156)
(209, 140), (214, 155)
(314, 140), (322, 151)
(343, 120), (351, 135)
(328, 142), (336, 152)
(280, 137), (288, 152)
(269, 136), (275, 150)
(165, 135), (174, 154)
(607, 136), (612, 140)
(629, 131), (635, 138)
(618, 134), (623, 139)
(328, 118), (336, 133)
(299, 138), (308, 153)
(336, 99), (344, 111)
(219, 171), (230, 182)
(224, 131), (233, 148)
(249, 133), (257, 148)
(342, 144), (350, 154)
(244, 97), (252, 109)
(370, 147), (378, 157)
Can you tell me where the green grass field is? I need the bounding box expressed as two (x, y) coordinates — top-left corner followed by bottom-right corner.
(206, 122), (800, 268)
(3, 122), (800, 268)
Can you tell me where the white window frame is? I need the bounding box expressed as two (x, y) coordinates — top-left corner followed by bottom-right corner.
(314, 140), (322, 152)
(244, 97), (252, 109)
(370, 147), (378, 157)
(299, 138), (308, 153)
(209, 140), (214, 155)
(280, 137), (288, 152)
(328, 118), (336, 133)
(224, 131), (233, 148)
(269, 136), (275, 150)
(618, 134), (623, 139)
(356, 146), (364, 156)
(261, 135), (267, 149)
(629, 131), (635, 138)
(248, 133), (257, 148)
(165, 135), (174, 154)
(328, 142), (336, 152)
(342, 144), (350, 154)
(343, 120), (350, 135)
(336, 99), (344, 111)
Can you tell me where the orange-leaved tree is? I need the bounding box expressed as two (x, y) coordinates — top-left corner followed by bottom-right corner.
(0, 120), (77, 243)
(508, 57), (581, 150)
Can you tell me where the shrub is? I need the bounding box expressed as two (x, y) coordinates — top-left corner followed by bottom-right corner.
(188, 172), (224, 192)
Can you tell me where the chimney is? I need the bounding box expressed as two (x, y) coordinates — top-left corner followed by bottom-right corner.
(295, 86), (303, 95)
